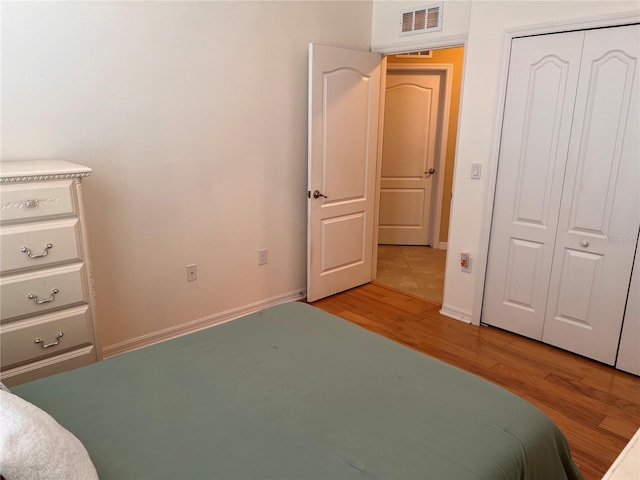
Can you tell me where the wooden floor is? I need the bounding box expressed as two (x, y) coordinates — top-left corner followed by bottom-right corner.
(310, 283), (640, 480)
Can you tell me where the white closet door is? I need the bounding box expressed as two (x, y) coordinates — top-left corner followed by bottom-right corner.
(541, 25), (640, 364)
(616, 237), (640, 375)
(482, 32), (584, 339)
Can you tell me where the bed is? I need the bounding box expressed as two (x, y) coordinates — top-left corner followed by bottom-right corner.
(1, 302), (582, 479)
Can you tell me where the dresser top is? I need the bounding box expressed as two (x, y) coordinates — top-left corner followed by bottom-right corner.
(0, 160), (92, 183)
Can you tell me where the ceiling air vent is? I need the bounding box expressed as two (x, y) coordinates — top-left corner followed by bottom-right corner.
(400, 2), (443, 36)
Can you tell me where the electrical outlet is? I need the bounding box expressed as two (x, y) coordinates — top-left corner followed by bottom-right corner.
(186, 264), (197, 281)
(258, 249), (268, 265)
(460, 252), (471, 273)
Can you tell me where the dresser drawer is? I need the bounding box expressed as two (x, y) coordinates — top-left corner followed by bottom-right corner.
(0, 264), (86, 321)
(1, 305), (92, 369)
(0, 180), (75, 224)
(1, 218), (81, 274)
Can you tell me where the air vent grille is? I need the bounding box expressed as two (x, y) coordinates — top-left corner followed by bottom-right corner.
(427, 7), (440, 28)
(402, 11), (414, 33)
(414, 9), (427, 30)
(400, 2), (443, 36)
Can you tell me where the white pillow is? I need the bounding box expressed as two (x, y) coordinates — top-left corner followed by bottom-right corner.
(0, 389), (98, 480)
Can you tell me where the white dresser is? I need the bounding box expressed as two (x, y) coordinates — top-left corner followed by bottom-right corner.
(0, 160), (100, 386)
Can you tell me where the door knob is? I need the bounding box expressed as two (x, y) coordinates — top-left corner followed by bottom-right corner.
(424, 168), (435, 177)
(312, 190), (327, 199)
(580, 239), (589, 248)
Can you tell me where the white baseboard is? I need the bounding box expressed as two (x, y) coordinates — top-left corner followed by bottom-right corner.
(439, 303), (472, 324)
(102, 289), (306, 358)
(436, 242), (447, 250)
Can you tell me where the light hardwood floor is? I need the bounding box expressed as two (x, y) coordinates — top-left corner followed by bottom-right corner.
(310, 283), (640, 480)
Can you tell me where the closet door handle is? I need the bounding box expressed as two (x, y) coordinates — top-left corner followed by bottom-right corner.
(580, 240), (589, 248)
(21, 243), (53, 258)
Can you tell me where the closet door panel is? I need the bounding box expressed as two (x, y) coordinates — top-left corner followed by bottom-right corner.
(482, 32), (584, 339)
(542, 25), (640, 364)
(617, 238), (640, 375)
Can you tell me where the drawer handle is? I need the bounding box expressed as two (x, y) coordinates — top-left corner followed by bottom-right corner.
(21, 243), (54, 258)
(34, 331), (64, 349)
(24, 199), (38, 209)
(27, 288), (59, 305)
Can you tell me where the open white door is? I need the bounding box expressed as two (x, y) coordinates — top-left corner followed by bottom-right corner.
(307, 44), (382, 302)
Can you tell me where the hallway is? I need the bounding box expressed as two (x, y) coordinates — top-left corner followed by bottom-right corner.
(375, 245), (446, 304)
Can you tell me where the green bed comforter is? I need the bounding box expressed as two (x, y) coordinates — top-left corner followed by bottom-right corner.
(13, 302), (582, 479)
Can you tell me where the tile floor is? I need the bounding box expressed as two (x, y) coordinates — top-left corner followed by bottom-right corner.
(375, 245), (447, 304)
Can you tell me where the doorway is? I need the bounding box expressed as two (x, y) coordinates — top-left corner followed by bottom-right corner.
(375, 47), (464, 304)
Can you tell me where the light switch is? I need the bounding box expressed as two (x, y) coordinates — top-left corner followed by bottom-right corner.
(471, 163), (482, 179)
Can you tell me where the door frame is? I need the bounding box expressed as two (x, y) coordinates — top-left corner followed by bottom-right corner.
(475, 11), (640, 326)
(381, 63), (453, 250)
(371, 42), (465, 279)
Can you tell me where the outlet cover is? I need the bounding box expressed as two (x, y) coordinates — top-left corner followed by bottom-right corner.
(460, 252), (471, 273)
(186, 264), (197, 281)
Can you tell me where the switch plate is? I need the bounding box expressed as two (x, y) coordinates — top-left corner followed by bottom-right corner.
(471, 163), (482, 179)
(186, 264), (197, 281)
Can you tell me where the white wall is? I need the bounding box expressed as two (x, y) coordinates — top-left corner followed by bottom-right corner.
(373, 0), (639, 323)
(1, 1), (373, 350)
